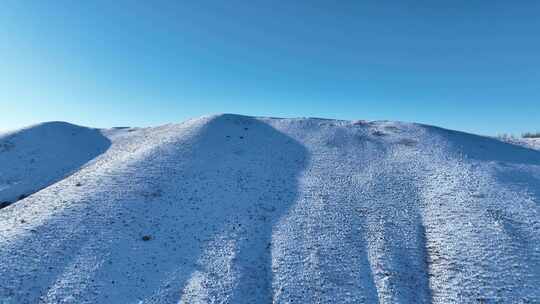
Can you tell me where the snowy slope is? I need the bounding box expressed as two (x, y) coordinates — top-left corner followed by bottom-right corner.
(0, 114), (539, 303)
(530, 138), (540, 150)
(0, 122), (111, 207)
(502, 137), (540, 151)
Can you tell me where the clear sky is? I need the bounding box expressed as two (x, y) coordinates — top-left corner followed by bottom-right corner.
(1, 1), (539, 135)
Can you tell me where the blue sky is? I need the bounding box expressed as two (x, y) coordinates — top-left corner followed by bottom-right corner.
(1, 1), (539, 135)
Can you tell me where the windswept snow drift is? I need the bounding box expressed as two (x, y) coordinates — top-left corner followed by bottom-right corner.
(0, 114), (539, 303)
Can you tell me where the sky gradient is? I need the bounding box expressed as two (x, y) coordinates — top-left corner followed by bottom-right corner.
(1, 1), (539, 135)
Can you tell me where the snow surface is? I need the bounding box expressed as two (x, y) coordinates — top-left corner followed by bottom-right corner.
(0, 114), (539, 303)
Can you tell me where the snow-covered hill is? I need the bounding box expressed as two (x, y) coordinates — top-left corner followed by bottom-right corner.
(0, 114), (539, 303)
(501, 136), (540, 151)
(0, 122), (111, 207)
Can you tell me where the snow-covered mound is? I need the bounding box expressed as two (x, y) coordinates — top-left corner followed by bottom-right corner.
(0, 114), (539, 303)
(0, 122), (111, 207)
(530, 138), (540, 150)
(501, 136), (540, 151)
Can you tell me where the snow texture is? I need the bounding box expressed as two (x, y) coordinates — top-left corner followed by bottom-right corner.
(0, 114), (539, 303)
